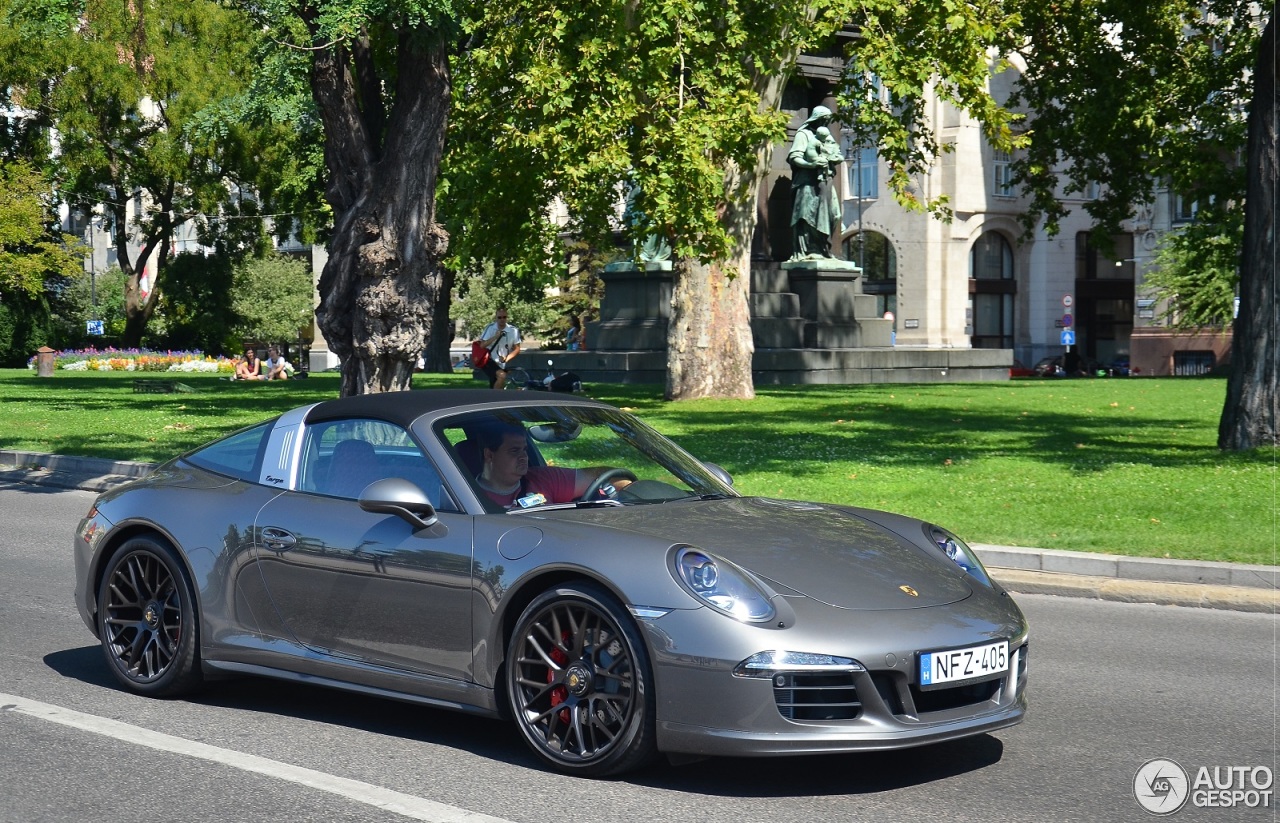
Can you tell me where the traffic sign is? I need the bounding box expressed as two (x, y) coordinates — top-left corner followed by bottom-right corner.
(1061, 329), (1076, 346)
(1062, 313), (1073, 327)
(1062, 294), (1074, 308)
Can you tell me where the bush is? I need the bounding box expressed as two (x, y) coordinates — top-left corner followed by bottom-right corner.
(0, 293), (51, 367)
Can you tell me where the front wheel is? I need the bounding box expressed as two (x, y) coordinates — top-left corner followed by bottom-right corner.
(506, 581), (657, 776)
(97, 535), (203, 697)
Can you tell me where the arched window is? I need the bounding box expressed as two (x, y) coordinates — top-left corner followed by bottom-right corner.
(969, 232), (1015, 349)
(844, 231), (897, 317)
(971, 232), (1013, 280)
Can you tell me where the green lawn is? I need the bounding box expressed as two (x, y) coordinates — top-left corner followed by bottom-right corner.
(1, 368), (1274, 566)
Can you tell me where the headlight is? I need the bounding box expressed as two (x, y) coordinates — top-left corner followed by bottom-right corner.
(925, 524), (991, 586)
(671, 546), (775, 622)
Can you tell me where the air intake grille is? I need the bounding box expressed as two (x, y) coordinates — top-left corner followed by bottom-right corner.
(772, 672), (862, 721)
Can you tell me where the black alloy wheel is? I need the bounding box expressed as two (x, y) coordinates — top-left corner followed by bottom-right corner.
(507, 582), (656, 776)
(97, 535), (202, 697)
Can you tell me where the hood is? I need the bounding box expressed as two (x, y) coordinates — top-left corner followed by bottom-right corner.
(542, 497), (973, 610)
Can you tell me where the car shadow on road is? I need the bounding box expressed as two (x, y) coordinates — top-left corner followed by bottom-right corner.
(633, 734), (1006, 794)
(193, 677), (536, 768)
(44, 646), (120, 690)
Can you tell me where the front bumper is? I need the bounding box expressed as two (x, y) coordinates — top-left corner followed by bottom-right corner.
(658, 698), (1026, 757)
(642, 592), (1029, 758)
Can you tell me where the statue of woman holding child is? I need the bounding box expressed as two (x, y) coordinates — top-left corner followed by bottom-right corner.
(787, 105), (844, 260)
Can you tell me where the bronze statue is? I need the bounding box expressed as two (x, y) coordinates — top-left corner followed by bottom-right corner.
(787, 106), (843, 260)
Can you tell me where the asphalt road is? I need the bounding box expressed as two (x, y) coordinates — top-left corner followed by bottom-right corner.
(1, 483), (1275, 823)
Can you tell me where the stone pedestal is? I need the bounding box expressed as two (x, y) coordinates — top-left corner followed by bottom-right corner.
(591, 265), (673, 351)
(590, 258), (893, 353)
(780, 260), (892, 348)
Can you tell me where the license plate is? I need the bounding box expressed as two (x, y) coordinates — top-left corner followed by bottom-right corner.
(919, 640), (1009, 689)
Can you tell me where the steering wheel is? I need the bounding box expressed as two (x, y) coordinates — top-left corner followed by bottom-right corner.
(581, 468), (639, 501)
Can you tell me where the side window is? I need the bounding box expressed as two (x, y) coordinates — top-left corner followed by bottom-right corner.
(185, 422), (272, 482)
(300, 418), (453, 509)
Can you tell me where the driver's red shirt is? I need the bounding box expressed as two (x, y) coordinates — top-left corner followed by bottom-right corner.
(480, 466), (576, 507)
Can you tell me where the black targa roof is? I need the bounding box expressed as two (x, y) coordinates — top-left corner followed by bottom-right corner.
(304, 388), (609, 429)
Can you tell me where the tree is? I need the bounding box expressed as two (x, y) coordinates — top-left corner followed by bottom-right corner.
(48, 266), (132, 349)
(1007, 1), (1272, 448)
(450, 260), (560, 346)
(231, 254), (317, 349)
(450, 0), (1023, 400)
(160, 252), (236, 354)
(232, 1), (454, 396)
(0, 0), (275, 347)
(1219, 13), (1276, 450)
(0, 159), (82, 301)
(1143, 215), (1242, 327)
(0, 159), (83, 364)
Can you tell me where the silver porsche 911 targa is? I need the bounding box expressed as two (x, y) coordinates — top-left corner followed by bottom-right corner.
(74, 389), (1028, 776)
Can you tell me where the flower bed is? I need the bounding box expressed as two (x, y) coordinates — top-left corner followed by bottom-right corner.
(28, 348), (235, 373)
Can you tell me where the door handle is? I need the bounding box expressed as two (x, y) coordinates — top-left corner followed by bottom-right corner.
(260, 526), (297, 551)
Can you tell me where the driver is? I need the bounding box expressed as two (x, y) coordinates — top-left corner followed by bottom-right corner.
(474, 422), (631, 507)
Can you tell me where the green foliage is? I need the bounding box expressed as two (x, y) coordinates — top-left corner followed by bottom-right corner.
(49, 267), (134, 348)
(450, 260), (559, 343)
(448, 0), (806, 274)
(538, 237), (608, 348)
(231, 254), (316, 347)
(160, 252), (237, 354)
(0, 159), (83, 300)
(1143, 211), (1242, 327)
(1009, 0), (1260, 239)
(838, 0), (1025, 217)
(0, 0), (294, 344)
(0, 290), (50, 366)
(449, 0), (1024, 277)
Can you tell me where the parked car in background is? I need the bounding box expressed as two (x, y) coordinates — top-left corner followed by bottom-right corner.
(1033, 356), (1067, 377)
(1009, 359), (1035, 378)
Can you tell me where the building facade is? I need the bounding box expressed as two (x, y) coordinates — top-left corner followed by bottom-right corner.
(757, 55), (1232, 378)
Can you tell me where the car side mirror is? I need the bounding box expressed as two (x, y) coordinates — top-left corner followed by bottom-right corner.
(359, 477), (439, 530)
(703, 462), (734, 487)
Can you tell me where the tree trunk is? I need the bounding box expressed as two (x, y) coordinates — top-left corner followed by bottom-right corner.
(118, 216), (163, 348)
(310, 27), (451, 396)
(663, 71), (790, 401)
(119, 185), (175, 348)
(423, 266), (457, 372)
(665, 182), (756, 401)
(1218, 15), (1277, 450)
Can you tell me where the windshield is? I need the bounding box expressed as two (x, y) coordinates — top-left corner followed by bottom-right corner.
(434, 405), (738, 512)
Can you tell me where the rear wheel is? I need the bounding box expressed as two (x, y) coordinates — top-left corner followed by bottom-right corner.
(503, 367), (533, 389)
(97, 535), (202, 697)
(506, 581), (657, 776)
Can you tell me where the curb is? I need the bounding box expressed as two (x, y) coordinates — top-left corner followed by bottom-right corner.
(987, 568), (1278, 614)
(1, 450), (1275, 614)
(0, 449), (154, 493)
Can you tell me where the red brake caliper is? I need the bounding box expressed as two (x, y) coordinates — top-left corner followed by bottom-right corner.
(547, 631), (571, 724)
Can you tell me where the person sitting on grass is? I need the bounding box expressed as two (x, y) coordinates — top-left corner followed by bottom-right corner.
(234, 348), (263, 381)
(264, 347), (292, 381)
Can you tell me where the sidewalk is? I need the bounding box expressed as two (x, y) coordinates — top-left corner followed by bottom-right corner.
(2, 448), (1275, 614)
